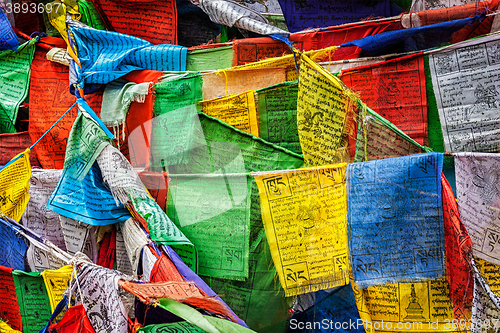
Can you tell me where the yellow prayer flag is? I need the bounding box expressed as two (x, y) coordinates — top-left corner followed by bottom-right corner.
(253, 164), (349, 297)
(0, 149), (31, 222)
(475, 257), (500, 295)
(353, 278), (464, 332)
(46, 0), (81, 64)
(0, 320), (21, 333)
(200, 90), (259, 136)
(297, 54), (357, 167)
(42, 265), (73, 312)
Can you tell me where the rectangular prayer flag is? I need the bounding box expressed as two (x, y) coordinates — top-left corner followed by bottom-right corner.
(0, 39), (36, 133)
(428, 34), (500, 152)
(200, 90), (259, 137)
(354, 278), (461, 332)
(256, 81), (301, 155)
(340, 54), (428, 145)
(454, 153), (500, 266)
(297, 54), (357, 166)
(254, 164), (349, 296)
(12, 271), (52, 333)
(348, 153), (445, 288)
(0, 149), (31, 222)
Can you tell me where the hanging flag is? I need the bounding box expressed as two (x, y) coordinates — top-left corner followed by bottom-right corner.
(297, 54), (357, 166)
(454, 153), (500, 266)
(76, 263), (131, 333)
(63, 104), (111, 181)
(59, 216), (98, 262)
(41, 265), (73, 313)
(165, 107), (303, 279)
(200, 90), (259, 136)
(0, 149), (31, 222)
(0, 39), (36, 133)
(47, 161), (132, 226)
(442, 174), (473, 321)
(45, 0), (81, 49)
(354, 278), (462, 332)
(68, 21), (187, 87)
(12, 271), (52, 333)
(428, 33), (500, 152)
(254, 164), (349, 296)
(21, 169), (66, 250)
(340, 53), (428, 146)
(278, 0), (402, 33)
(48, 304), (95, 333)
(29, 41), (103, 169)
(91, 0), (178, 44)
(353, 104), (430, 162)
(348, 153), (445, 288)
(256, 81), (301, 154)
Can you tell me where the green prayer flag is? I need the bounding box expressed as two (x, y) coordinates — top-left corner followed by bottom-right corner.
(78, 0), (106, 30)
(154, 73), (203, 117)
(157, 298), (257, 333)
(187, 45), (234, 72)
(0, 39), (36, 133)
(12, 271), (52, 333)
(64, 110), (111, 181)
(164, 109), (303, 279)
(256, 81), (302, 155)
(204, 181), (289, 332)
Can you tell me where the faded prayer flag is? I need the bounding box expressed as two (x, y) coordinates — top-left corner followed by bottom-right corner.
(428, 34), (500, 152)
(454, 153), (500, 266)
